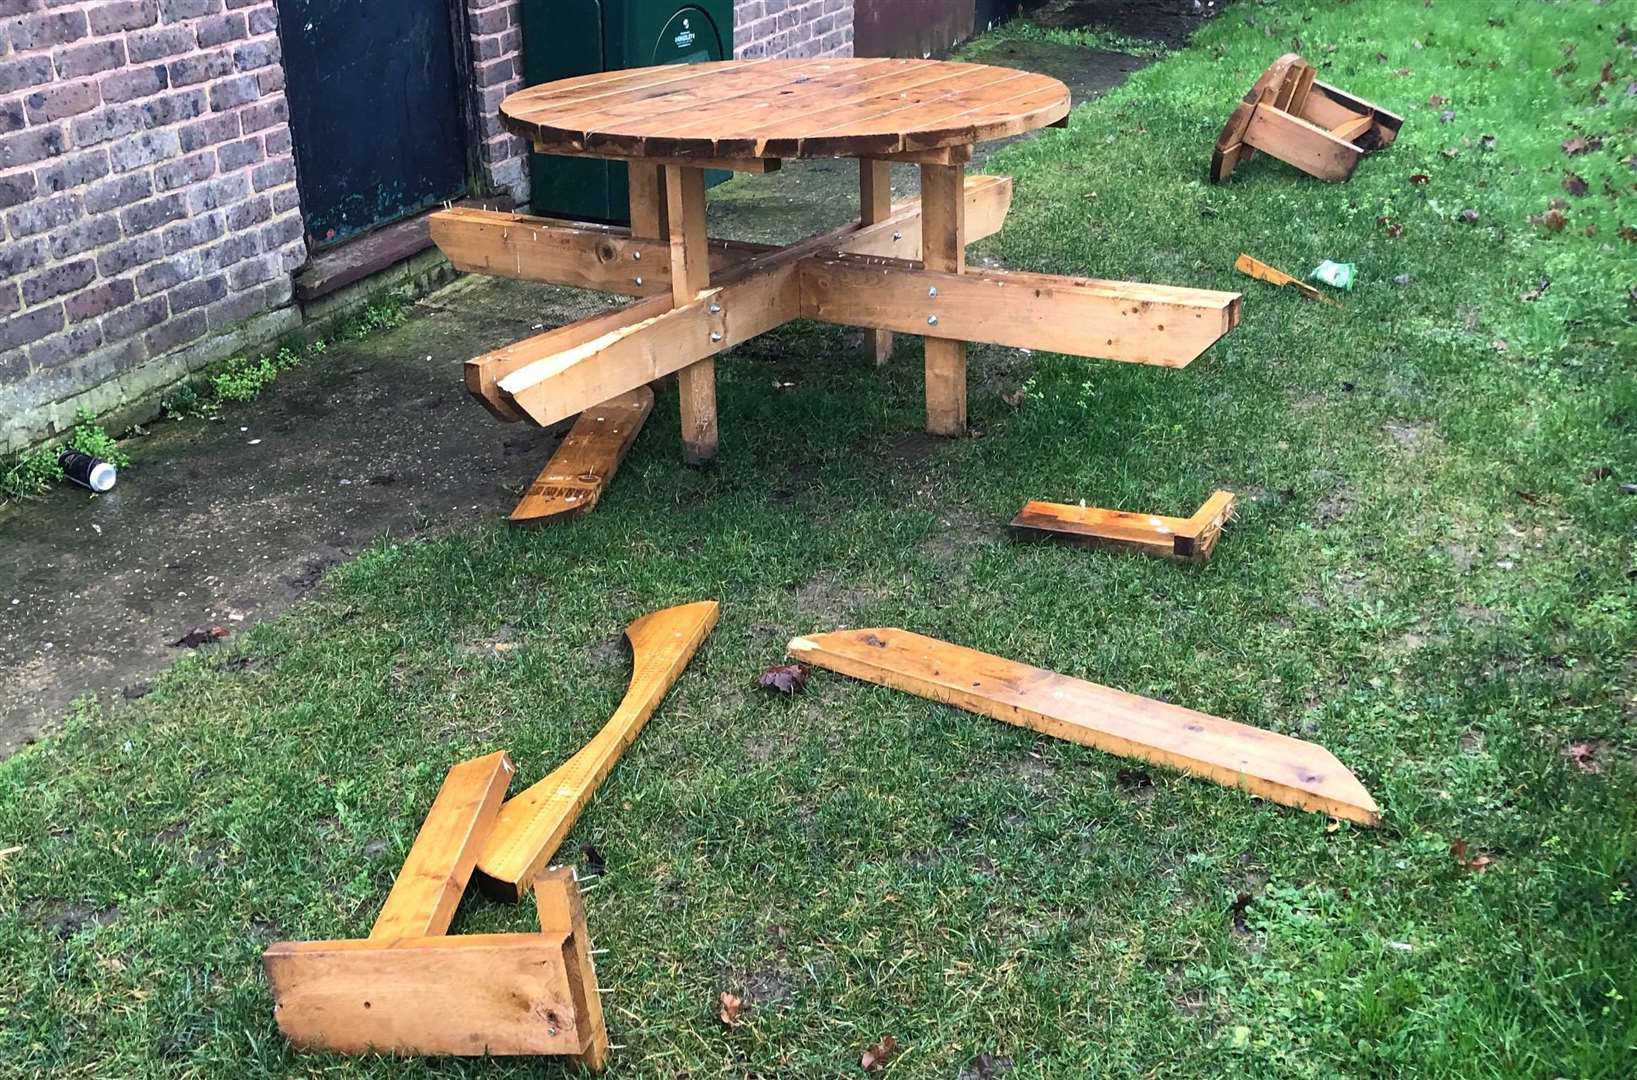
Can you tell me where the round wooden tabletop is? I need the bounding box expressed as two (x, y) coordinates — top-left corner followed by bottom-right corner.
(500, 58), (1071, 161)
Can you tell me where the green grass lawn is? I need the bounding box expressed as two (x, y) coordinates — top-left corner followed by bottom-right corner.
(4, 1), (1635, 1076)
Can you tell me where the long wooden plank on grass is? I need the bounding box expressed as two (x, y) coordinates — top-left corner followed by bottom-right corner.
(476, 600), (721, 901)
(264, 932), (584, 1057)
(369, 750), (514, 940)
(800, 256), (1242, 368)
(788, 628), (1379, 825)
(510, 385), (654, 526)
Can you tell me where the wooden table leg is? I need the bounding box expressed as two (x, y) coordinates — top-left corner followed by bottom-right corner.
(920, 162), (966, 436)
(665, 164), (718, 464)
(627, 162), (668, 245)
(860, 159), (894, 365)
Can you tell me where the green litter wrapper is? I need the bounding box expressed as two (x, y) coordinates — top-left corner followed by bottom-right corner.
(1310, 260), (1357, 290)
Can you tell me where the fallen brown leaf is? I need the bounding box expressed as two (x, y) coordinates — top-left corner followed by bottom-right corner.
(1519, 278), (1550, 302)
(757, 662), (810, 695)
(1618, 224), (1637, 243)
(1409, 173), (1430, 185)
(1458, 208), (1480, 223)
(171, 626), (230, 648)
(1564, 742), (1602, 773)
(1563, 173), (1589, 196)
(1561, 135), (1602, 155)
(861, 1035), (899, 1072)
(719, 991), (745, 1027)
(1540, 209), (1568, 232)
(1451, 838), (1494, 872)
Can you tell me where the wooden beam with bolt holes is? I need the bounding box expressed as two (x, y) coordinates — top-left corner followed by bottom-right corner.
(445, 175), (1013, 421)
(789, 627), (1380, 826)
(1212, 53), (1402, 183)
(369, 751), (514, 940)
(510, 385), (654, 526)
(476, 601), (720, 902)
(264, 867), (605, 1065)
(1011, 490), (1237, 561)
(800, 256), (1243, 368)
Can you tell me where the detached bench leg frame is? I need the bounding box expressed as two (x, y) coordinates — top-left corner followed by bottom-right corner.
(432, 156), (1243, 463)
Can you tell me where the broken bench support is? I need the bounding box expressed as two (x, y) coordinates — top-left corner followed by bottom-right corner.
(510, 385), (654, 526)
(265, 868), (606, 1065)
(475, 600), (721, 901)
(369, 750), (514, 940)
(800, 257), (1243, 368)
(1011, 490), (1237, 562)
(492, 246), (1240, 431)
(789, 627), (1379, 826)
(1211, 53), (1402, 183)
(434, 172), (1013, 318)
(441, 175), (1014, 425)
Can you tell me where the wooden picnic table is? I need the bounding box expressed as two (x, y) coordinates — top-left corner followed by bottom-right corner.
(432, 59), (1241, 466)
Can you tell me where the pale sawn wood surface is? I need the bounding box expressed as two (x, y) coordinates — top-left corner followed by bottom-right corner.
(264, 932), (584, 1057)
(789, 627), (1379, 826)
(368, 751), (514, 940)
(475, 601), (721, 900)
(500, 59), (1070, 161)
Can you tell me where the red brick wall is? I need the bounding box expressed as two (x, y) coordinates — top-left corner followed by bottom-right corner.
(1, 0), (305, 451)
(735, 0), (854, 59)
(465, 0), (525, 204)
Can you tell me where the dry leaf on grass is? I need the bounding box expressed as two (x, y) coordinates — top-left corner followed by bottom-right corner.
(757, 663), (809, 694)
(1564, 742), (1602, 773)
(1562, 173), (1589, 196)
(171, 626), (230, 648)
(1451, 838), (1493, 872)
(718, 991), (745, 1027)
(861, 1035), (899, 1072)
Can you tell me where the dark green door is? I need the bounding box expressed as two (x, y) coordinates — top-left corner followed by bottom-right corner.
(524, 1), (730, 224)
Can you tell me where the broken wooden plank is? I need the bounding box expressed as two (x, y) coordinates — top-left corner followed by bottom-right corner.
(476, 600), (721, 901)
(1010, 490), (1237, 562)
(369, 751), (514, 940)
(510, 386), (654, 526)
(800, 256), (1242, 368)
(1233, 253), (1337, 306)
(536, 867), (608, 1071)
(788, 627), (1379, 825)
(264, 932), (585, 1058)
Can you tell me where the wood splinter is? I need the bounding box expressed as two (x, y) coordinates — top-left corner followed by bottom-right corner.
(1233, 255), (1338, 307)
(790, 627), (1380, 826)
(1011, 490), (1237, 562)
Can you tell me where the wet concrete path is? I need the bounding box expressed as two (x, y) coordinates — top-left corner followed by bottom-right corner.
(0, 37), (1159, 754)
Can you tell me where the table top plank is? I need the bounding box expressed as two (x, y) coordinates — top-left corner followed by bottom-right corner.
(503, 59), (1070, 161)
